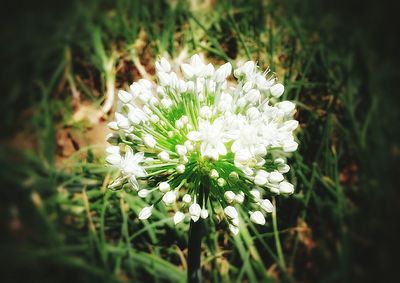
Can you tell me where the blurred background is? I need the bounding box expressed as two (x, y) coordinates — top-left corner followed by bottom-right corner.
(1, 0), (399, 282)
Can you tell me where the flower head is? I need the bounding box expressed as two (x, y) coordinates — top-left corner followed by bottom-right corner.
(106, 54), (299, 234)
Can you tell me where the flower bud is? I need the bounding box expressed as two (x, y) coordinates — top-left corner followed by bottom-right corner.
(250, 189), (261, 199)
(231, 217), (239, 226)
(184, 140), (194, 151)
(106, 154), (121, 165)
(250, 211), (266, 225)
(200, 106), (212, 118)
(204, 63), (215, 77)
(279, 181), (294, 194)
(276, 101), (295, 115)
(175, 119), (184, 129)
(143, 134), (156, 148)
(242, 81), (253, 92)
(246, 107), (261, 120)
(106, 133), (119, 145)
(283, 141), (298, 152)
(181, 64), (194, 79)
(217, 178), (226, 187)
(158, 72), (171, 87)
(224, 191), (236, 203)
(224, 206), (238, 219)
(107, 121), (119, 130)
(268, 171), (284, 183)
(200, 209), (209, 219)
(138, 206), (153, 220)
(270, 83), (284, 98)
(162, 191), (177, 205)
(259, 199), (274, 213)
(229, 171), (239, 182)
(161, 98), (173, 109)
(177, 80), (187, 92)
(182, 194), (192, 203)
(138, 189), (150, 198)
(150, 114), (160, 123)
(189, 203), (201, 222)
(245, 89), (261, 103)
(118, 90), (133, 103)
(176, 164), (185, 173)
(235, 192), (245, 204)
(186, 81), (195, 92)
(176, 145), (187, 156)
(155, 57), (171, 73)
(254, 170), (269, 186)
(158, 151), (170, 161)
(173, 211), (185, 225)
(115, 113), (130, 129)
(214, 62), (232, 83)
(278, 164), (290, 173)
(159, 182), (171, 192)
(229, 224), (239, 235)
(274, 158), (285, 165)
(210, 169), (219, 179)
(106, 146), (120, 155)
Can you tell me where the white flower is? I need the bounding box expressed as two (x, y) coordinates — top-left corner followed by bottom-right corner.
(250, 211), (266, 225)
(113, 149), (146, 190)
(138, 206), (153, 220)
(107, 54), (299, 233)
(187, 118), (231, 160)
(173, 211), (185, 224)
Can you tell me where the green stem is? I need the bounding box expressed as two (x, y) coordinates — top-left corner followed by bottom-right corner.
(187, 181), (207, 283)
(272, 197), (286, 270)
(187, 219), (203, 283)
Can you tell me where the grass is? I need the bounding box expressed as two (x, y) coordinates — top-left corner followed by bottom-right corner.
(0, 0), (398, 282)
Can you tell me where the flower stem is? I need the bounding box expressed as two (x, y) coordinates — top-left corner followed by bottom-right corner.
(272, 197), (287, 270)
(187, 218), (203, 283)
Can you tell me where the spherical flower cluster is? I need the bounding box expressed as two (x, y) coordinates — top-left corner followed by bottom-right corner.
(106, 54), (298, 234)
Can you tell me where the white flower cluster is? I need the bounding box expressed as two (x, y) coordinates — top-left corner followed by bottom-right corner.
(106, 54), (298, 235)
